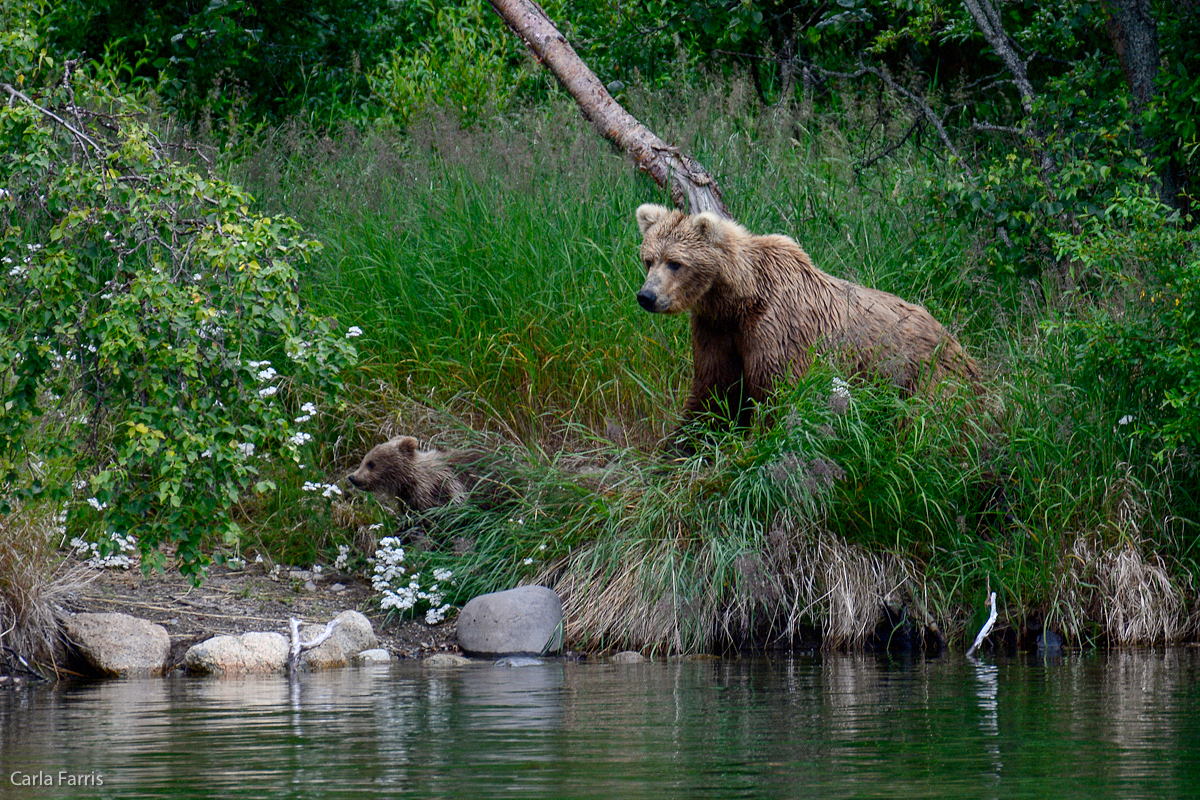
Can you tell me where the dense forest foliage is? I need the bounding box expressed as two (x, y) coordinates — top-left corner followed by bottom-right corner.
(3, 0), (1199, 655)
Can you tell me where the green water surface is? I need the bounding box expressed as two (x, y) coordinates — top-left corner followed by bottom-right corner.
(3, 650), (1199, 799)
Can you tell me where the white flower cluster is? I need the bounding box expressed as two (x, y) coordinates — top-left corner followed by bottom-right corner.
(294, 402), (318, 423)
(302, 481), (342, 498)
(370, 538), (455, 624)
(334, 544), (350, 571)
(70, 532), (138, 569)
(5, 243), (41, 279)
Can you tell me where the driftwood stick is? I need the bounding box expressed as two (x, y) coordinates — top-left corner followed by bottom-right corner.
(287, 616), (341, 674)
(966, 591), (998, 658)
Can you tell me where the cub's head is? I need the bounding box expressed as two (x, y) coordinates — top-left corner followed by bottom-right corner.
(346, 435), (419, 496)
(634, 203), (740, 314)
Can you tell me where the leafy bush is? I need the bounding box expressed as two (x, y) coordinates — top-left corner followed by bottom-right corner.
(1046, 186), (1200, 459)
(1, 23), (358, 580)
(365, 0), (538, 128)
(40, 0), (407, 128)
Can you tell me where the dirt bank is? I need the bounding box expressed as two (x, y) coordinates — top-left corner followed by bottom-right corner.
(71, 561), (460, 672)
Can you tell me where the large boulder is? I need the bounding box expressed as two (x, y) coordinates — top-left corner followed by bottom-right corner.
(300, 610), (379, 669)
(456, 585), (563, 658)
(183, 632), (290, 675)
(65, 612), (171, 677)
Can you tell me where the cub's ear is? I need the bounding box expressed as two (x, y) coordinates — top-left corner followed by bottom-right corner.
(389, 436), (419, 454)
(692, 212), (731, 244)
(635, 203), (670, 236)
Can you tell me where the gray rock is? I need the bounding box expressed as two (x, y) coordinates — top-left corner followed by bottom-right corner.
(610, 650), (646, 664)
(350, 648), (393, 664)
(65, 612), (171, 677)
(456, 585), (563, 657)
(494, 656), (544, 667)
(300, 610), (378, 670)
(183, 632), (289, 675)
(425, 653), (473, 667)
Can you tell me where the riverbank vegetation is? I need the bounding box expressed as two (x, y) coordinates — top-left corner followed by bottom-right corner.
(3, 0), (1198, 664)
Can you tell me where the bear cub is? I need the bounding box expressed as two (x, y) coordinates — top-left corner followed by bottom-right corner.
(347, 436), (510, 512)
(634, 203), (980, 434)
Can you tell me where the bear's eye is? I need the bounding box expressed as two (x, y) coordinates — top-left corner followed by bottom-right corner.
(366, 460), (375, 470)
(666, 260), (683, 272)
(643, 257), (653, 270)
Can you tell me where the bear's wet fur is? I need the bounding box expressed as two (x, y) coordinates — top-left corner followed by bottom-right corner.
(634, 203), (980, 433)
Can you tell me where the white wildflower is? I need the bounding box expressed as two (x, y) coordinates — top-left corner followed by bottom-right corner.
(346, 326), (363, 338)
(321, 483), (342, 498)
(289, 431), (313, 447)
(294, 401), (318, 423)
(258, 385), (278, 398)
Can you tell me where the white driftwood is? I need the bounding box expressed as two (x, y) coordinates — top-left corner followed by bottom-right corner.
(288, 617), (341, 674)
(966, 591), (998, 658)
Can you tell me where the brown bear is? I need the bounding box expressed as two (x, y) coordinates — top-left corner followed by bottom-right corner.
(634, 203), (980, 433)
(346, 436), (510, 512)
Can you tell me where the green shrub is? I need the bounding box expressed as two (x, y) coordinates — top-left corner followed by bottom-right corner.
(1, 24), (358, 580)
(1045, 185), (1200, 460)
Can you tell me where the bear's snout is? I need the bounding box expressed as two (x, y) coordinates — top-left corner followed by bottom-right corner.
(636, 289), (659, 312)
(347, 473), (362, 487)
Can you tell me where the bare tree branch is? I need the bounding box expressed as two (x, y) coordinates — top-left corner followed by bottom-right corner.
(487, 0), (729, 217)
(2, 82), (104, 153)
(960, 0), (1056, 177)
(961, 0), (1037, 117)
(808, 61), (973, 176)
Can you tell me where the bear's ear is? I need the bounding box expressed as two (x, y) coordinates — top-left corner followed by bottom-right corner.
(636, 203), (670, 236)
(692, 212), (730, 245)
(391, 436), (419, 455)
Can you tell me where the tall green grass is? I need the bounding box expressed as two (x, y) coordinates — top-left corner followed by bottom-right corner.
(231, 85), (1197, 651)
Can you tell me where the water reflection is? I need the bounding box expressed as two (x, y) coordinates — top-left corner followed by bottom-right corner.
(2, 650), (1199, 799)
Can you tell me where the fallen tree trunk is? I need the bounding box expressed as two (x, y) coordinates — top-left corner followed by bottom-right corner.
(487, 0), (729, 217)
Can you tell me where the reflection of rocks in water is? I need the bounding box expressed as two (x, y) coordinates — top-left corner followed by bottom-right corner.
(457, 659), (566, 731)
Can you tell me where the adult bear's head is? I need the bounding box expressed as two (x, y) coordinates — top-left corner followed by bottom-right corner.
(634, 203), (752, 316)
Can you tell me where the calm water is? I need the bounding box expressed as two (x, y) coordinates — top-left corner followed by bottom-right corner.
(3, 650), (1199, 799)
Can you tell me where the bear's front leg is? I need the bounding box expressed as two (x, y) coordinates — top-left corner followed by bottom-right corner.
(664, 322), (747, 455)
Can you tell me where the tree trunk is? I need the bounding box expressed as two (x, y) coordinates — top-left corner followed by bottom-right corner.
(1103, 0), (1178, 205)
(1105, 0), (1161, 110)
(486, 0), (729, 217)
